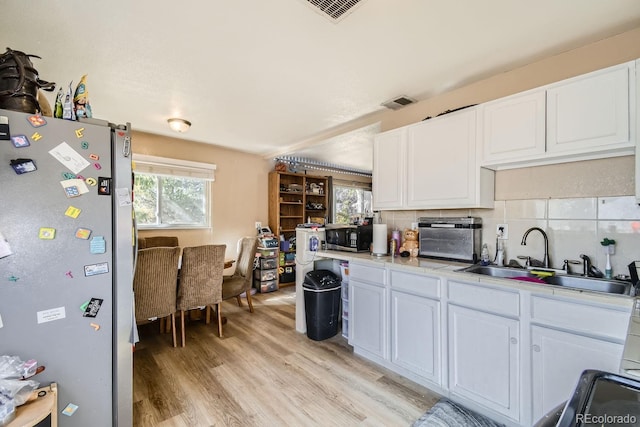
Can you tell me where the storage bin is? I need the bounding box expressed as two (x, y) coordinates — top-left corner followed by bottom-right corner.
(341, 281), (349, 300)
(340, 261), (349, 283)
(254, 268), (277, 281)
(258, 279), (278, 293)
(279, 265), (295, 283)
(260, 257), (278, 269)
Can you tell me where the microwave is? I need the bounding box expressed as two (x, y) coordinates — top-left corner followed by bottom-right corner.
(325, 224), (373, 252)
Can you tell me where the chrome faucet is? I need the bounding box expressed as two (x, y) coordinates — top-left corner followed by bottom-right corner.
(520, 227), (550, 268)
(580, 254), (592, 276)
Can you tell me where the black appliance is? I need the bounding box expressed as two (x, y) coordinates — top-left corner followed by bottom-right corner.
(325, 224), (373, 252)
(534, 369), (640, 426)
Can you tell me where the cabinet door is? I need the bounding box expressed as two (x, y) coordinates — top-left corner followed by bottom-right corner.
(448, 304), (520, 421)
(480, 89), (546, 166)
(406, 108), (490, 208)
(546, 62), (633, 154)
(351, 279), (387, 359)
(391, 290), (440, 385)
(373, 127), (406, 209)
(530, 325), (624, 424)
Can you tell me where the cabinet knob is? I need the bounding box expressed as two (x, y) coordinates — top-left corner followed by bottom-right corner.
(510, 337), (518, 345)
(532, 344), (541, 352)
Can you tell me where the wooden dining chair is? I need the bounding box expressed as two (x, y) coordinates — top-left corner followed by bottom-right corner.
(177, 244), (226, 345)
(143, 235), (179, 248)
(222, 237), (259, 313)
(133, 246), (181, 347)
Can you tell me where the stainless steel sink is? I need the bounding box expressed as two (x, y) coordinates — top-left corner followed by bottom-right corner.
(458, 264), (631, 295)
(458, 264), (537, 279)
(544, 275), (630, 295)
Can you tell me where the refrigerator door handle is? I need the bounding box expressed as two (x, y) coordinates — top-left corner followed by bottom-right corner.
(123, 135), (131, 157)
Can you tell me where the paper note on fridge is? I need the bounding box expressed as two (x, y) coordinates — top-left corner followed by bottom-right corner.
(37, 306), (66, 324)
(0, 231), (12, 259)
(49, 142), (91, 174)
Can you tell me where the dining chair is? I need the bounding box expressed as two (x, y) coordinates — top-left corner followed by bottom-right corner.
(222, 236), (259, 313)
(133, 246), (181, 347)
(177, 244), (226, 345)
(143, 235), (179, 248)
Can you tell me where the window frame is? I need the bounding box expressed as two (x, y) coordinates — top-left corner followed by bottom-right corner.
(132, 154), (216, 230)
(332, 180), (373, 224)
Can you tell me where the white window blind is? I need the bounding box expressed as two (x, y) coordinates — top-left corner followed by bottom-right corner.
(133, 154), (216, 181)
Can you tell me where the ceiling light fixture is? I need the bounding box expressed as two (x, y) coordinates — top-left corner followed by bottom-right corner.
(167, 118), (191, 133)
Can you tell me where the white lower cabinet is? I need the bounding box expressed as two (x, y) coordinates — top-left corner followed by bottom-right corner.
(391, 290), (441, 385)
(448, 304), (520, 421)
(349, 262), (387, 360)
(530, 325), (624, 423)
(341, 262), (632, 427)
(351, 280), (386, 359)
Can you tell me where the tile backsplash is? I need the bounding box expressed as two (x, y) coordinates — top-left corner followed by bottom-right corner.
(382, 196), (640, 277)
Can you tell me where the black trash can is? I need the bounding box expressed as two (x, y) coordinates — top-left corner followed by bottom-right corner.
(303, 269), (341, 341)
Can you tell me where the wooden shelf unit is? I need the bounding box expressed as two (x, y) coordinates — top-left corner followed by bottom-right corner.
(268, 171), (329, 241)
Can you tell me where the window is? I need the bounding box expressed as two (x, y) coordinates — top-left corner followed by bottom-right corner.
(333, 182), (373, 224)
(133, 155), (216, 229)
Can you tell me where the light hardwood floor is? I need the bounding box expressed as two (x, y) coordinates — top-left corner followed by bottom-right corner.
(133, 286), (440, 426)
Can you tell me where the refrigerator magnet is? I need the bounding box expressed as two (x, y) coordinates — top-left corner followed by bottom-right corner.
(62, 403), (79, 416)
(26, 115), (47, 127)
(0, 115), (9, 140)
(38, 227), (56, 240)
(31, 132), (42, 141)
(75, 228), (91, 239)
(84, 262), (109, 277)
(60, 179), (89, 197)
(10, 158), (37, 174)
(90, 236), (106, 254)
(98, 177), (111, 195)
(65, 206), (81, 219)
(82, 298), (103, 318)
(10, 134), (29, 147)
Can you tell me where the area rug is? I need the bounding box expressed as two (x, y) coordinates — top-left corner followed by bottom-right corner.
(412, 398), (504, 427)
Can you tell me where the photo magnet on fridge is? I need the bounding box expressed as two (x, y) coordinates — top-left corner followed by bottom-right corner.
(82, 298), (103, 318)
(10, 158), (36, 174)
(98, 177), (111, 195)
(0, 116), (9, 140)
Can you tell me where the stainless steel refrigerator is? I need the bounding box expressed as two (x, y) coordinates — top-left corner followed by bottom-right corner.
(0, 108), (133, 426)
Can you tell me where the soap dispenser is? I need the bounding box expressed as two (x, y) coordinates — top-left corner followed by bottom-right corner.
(480, 243), (490, 266)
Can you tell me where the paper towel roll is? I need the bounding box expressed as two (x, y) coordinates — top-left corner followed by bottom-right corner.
(372, 224), (388, 255)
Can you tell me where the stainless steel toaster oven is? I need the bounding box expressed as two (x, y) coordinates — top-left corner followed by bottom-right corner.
(418, 217), (482, 263)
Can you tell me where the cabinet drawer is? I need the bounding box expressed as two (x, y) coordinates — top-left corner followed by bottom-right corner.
(350, 262), (385, 285)
(531, 295), (630, 341)
(254, 268), (278, 281)
(390, 269), (440, 299)
(448, 280), (519, 317)
(259, 257), (278, 269)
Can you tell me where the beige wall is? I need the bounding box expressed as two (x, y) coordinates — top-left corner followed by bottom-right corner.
(133, 131), (271, 259)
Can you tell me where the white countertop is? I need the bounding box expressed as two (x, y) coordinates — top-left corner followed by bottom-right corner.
(315, 250), (634, 308)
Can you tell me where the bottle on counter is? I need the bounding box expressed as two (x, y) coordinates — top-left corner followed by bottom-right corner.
(480, 243), (490, 265)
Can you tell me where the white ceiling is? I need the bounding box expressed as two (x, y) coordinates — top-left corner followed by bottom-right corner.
(3, 0), (640, 173)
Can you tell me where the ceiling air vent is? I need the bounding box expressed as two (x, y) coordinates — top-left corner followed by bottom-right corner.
(381, 95), (417, 110)
(303, 0), (368, 22)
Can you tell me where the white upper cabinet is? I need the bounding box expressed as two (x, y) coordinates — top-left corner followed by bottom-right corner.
(479, 88), (546, 167)
(373, 107), (494, 210)
(546, 61), (634, 155)
(372, 127), (406, 209)
(480, 60), (636, 170)
(407, 108), (493, 209)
